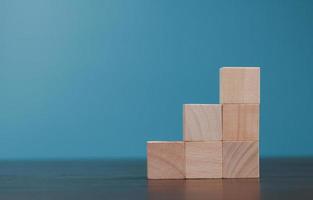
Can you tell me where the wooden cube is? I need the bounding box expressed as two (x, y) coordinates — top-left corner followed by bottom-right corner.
(183, 104), (222, 141)
(220, 67), (260, 103)
(223, 104), (259, 141)
(223, 141), (259, 178)
(185, 141), (222, 178)
(147, 141), (185, 179)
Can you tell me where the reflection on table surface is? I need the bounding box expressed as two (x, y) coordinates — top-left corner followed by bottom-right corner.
(148, 178), (259, 200)
(0, 158), (313, 199)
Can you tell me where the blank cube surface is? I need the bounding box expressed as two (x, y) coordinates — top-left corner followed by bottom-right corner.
(220, 67), (260, 103)
(147, 141), (185, 179)
(223, 104), (259, 141)
(223, 141), (259, 178)
(184, 104), (222, 141)
(185, 142), (222, 178)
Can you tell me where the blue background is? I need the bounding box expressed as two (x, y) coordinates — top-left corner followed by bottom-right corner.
(1, 0), (313, 159)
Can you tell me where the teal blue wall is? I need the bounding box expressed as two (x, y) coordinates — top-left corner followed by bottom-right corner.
(1, 0), (313, 159)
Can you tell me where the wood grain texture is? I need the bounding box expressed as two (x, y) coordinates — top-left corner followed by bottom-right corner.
(183, 104), (222, 141)
(223, 141), (259, 178)
(147, 141), (185, 179)
(223, 104), (259, 141)
(220, 67), (260, 103)
(185, 141), (222, 178)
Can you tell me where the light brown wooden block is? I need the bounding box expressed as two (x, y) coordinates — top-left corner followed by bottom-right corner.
(220, 67), (260, 103)
(223, 141), (259, 178)
(185, 141), (222, 178)
(223, 104), (259, 141)
(183, 104), (222, 141)
(147, 141), (185, 179)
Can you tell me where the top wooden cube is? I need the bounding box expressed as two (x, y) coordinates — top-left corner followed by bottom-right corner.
(220, 67), (260, 104)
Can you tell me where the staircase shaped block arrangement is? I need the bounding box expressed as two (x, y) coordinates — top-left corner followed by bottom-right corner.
(147, 67), (260, 179)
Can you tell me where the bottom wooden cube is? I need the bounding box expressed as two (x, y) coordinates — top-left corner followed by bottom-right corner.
(223, 141), (259, 178)
(147, 141), (185, 179)
(185, 141), (222, 178)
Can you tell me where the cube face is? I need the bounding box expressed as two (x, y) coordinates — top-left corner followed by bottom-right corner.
(183, 104), (222, 141)
(220, 67), (260, 104)
(147, 141), (185, 179)
(223, 104), (259, 141)
(185, 142), (222, 178)
(223, 141), (259, 178)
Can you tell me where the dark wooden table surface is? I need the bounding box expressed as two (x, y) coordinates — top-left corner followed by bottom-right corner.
(0, 158), (312, 199)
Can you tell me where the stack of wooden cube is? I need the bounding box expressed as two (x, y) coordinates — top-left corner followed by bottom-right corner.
(147, 67), (260, 179)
